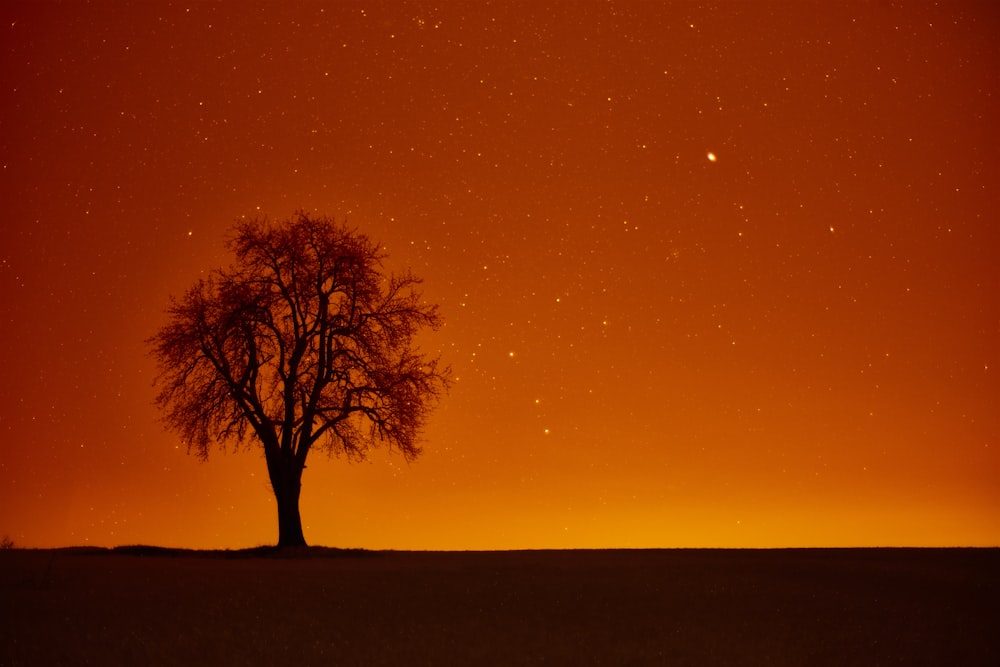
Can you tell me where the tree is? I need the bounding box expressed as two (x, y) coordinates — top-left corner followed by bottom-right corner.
(149, 213), (448, 547)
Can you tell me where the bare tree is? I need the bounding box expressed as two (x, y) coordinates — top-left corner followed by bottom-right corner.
(149, 213), (448, 547)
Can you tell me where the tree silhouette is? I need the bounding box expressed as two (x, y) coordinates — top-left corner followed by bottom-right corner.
(149, 213), (448, 547)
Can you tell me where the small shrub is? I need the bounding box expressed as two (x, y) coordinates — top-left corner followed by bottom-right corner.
(0, 534), (14, 550)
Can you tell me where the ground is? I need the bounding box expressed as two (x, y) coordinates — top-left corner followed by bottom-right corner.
(2, 548), (998, 665)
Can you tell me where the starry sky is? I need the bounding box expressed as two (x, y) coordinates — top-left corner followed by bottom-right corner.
(2, 1), (997, 550)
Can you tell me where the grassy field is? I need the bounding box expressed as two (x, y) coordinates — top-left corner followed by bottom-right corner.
(2, 547), (997, 665)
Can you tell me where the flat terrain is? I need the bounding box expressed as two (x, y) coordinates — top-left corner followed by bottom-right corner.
(2, 547), (997, 665)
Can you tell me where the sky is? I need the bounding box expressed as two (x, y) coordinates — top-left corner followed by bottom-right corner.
(1, 1), (997, 550)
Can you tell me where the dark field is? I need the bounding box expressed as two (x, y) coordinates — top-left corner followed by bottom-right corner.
(2, 548), (997, 665)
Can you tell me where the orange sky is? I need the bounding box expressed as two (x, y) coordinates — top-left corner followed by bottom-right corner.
(2, 1), (997, 549)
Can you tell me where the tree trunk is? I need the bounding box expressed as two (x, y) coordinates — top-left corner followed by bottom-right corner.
(269, 457), (307, 548)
